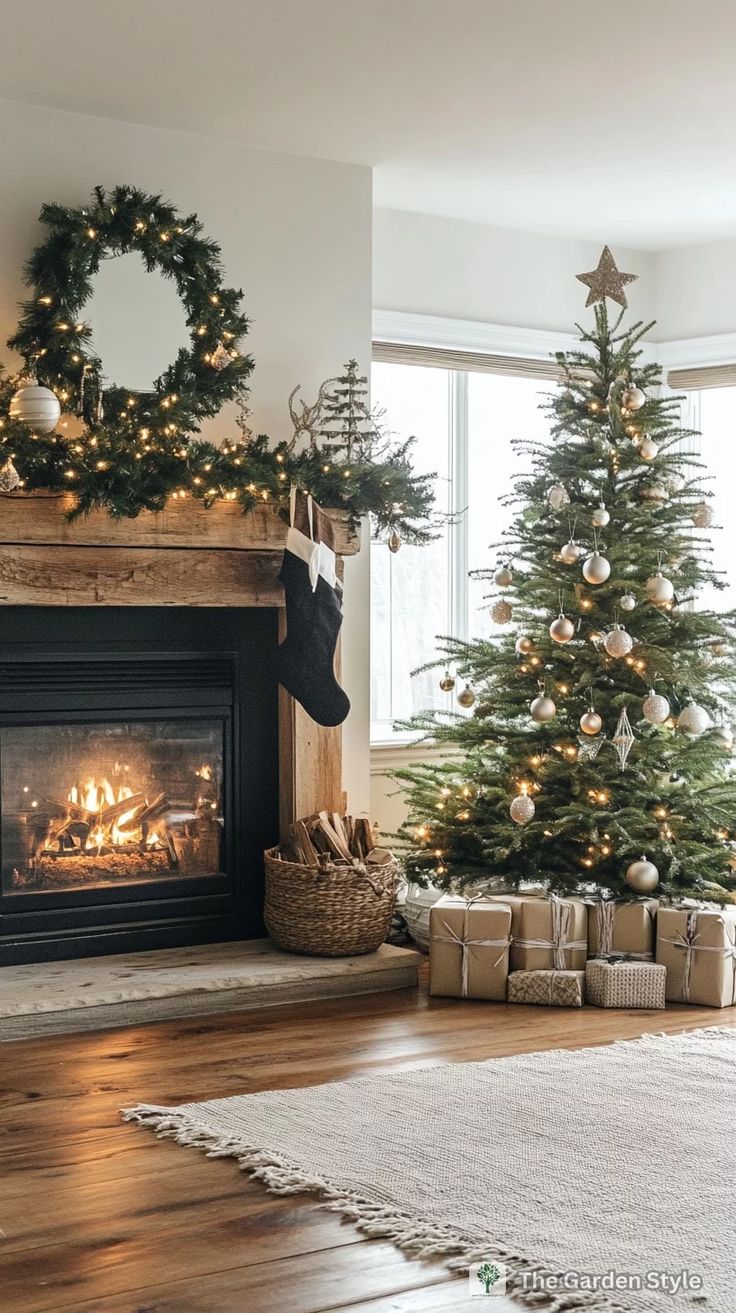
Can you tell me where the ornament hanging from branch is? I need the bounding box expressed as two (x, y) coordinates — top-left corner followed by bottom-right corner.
(642, 690), (670, 725)
(577, 732), (606, 762)
(439, 671), (455, 693)
(9, 377), (60, 433)
(612, 706), (635, 771)
(510, 787), (535, 825)
(0, 458), (20, 492)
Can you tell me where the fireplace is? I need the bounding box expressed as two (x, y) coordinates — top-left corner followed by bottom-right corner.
(0, 606), (280, 964)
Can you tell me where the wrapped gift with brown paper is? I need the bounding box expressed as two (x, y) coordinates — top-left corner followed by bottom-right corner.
(587, 898), (658, 961)
(507, 969), (585, 1007)
(510, 895), (588, 972)
(656, 907), (736, 1008)
(429, 895), (512, 1000)
(586, 959), (666, 1009)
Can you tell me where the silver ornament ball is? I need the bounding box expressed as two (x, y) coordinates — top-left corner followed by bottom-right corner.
(510, 793), (535, 825)
(604, 626), (634, 658)
(642, 690), (670, 725)
(9, 379), (61, 434)
(530, 694), (557, 722)
(619, 593), (637, 611)
(591, 503), (610, 528)
(582, 553), (611, 585)
(677, 701), (711, 737)
(646, 572), (675, 605)
(494, 564), (513, 587)
(549, 614), (575, 644)
(579, 709), (603, 736)
(560, 540), (583, 564)
(625, 857), (659, 893)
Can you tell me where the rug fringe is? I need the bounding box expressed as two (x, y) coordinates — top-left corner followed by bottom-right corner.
(122, 1102), (631, 1313)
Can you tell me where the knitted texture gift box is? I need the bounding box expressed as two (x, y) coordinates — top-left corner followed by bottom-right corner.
(507, 969), (584, 1007)
(585, 959), (666, 1009)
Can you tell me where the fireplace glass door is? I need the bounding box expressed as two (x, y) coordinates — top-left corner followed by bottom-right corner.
(2, 718), (226, 895)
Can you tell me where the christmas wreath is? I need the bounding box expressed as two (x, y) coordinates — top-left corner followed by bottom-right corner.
(1, 185), (435, 540)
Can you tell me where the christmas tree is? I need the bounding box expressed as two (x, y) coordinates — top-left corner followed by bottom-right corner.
(395, 249), (736, 903)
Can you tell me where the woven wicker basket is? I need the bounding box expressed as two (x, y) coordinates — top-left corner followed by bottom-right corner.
(264, 847), (399, 957)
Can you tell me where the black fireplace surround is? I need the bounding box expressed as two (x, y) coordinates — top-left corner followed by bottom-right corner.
(0, 607), (280, 965)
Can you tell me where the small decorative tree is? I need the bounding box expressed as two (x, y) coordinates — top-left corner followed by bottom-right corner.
(477, 1261), (502, 1293)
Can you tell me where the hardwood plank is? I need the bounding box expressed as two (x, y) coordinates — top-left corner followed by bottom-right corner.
(0, 493), (359, 556)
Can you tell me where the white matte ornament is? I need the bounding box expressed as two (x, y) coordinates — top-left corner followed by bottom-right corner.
(619, 593), (636, 612)
(591, 503), (610, 528)
(493, 564), (513, 587)
(530, 695), (557, 722)
(646, 572), (675, 605)
(579, 709), (603, 736)
(582, 553), (611, 585)
(712, 724), (734, 751)
(515, 635), (534, 656)
(604, 626), (634, 658)
(9, 379), (61, 434)
(549, 614), (575, 644)
(560, 540), (583, 564)
(490, 599), (513, 624)
(510, 792), (535, 825)
(677, 701), (711, 737)
(547, 483), (570, 511)
(625, 857), (659, 893)
(621, 385), (646, 411)
(638, 437), (659, 461)
(642, 690), (670, 725)
(691, 501), (714, 529)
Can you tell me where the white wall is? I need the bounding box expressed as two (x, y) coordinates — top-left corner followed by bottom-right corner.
(0, 97), (372, 812)
(655, 239), (736, 340)
(373, 208), (657, 335)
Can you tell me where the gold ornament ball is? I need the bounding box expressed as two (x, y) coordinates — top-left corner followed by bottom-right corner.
(439, 672), (455, 693)
(625, 857), (659, 893)
(560, 539), (583, 564)
(490, 599), (513, 624)
(579, 709), (603, 736)
(388, 531), (401, 553)
(621, 384), (646, 411)
(530, 694), (557, 722)
(515, 635), (535, 656)
(457, 684), (476, 709)
(582, 553), (611, 585)
(638, 436), (659, 461)
(510, 793), (535, 825)
(494, 564), (513, 587)
(591, 502), (610, 528)
(549, 614), (575, 644)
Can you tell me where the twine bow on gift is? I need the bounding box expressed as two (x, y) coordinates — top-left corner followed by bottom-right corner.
(594, 899), (654, 961)
(663, 911), (736, 1003)
(515, 895), (587, 970)
(431, 897), (511, 998)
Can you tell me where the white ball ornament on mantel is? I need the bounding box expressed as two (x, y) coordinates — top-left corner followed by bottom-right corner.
(625, 856), (659, 893)
(677, 701), (711, 737)
(619, 593), (637, 612)
(645, 572), (675, 606)
(579, 708), (603, 736)
(490, 599), (513, 625)
(591, 502), (610, 528)
(642, 689), (670, 725)
(549, 613), (575, 644)
(9, 378), (61, 434)
(530, 694), (557, 722)
(621, 384), (647, 412)
(547, 483), (570, 511)
(510, 790), (536, 825)
(582, 553), (611, 585)
(493, 563), (514, 588)
(604, 625), (634, 658)
(638, 436), (659, 461)
(560, 539), (583, 564)
(691, 501), (714, 529)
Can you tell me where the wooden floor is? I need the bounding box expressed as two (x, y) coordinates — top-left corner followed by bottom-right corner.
(2, 980), (734, 1313)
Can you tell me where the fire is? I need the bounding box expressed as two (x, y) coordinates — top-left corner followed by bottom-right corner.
(64, 776), (162, 851)
(195, 764), (212, 782)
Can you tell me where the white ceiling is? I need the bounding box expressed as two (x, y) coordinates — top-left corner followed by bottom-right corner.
(3, 0), (736, 249)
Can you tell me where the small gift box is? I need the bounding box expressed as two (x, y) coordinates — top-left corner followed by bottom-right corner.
(507, 968), (585, 1007)
(510, 895), (588, 972)
(429, 895), (512, 1000)
(585, 959), (666, 1009)
(656, 906), (736, 1008)
(587, 898), (658, 962)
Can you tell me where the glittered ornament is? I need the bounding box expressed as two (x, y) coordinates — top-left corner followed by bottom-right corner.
(547, 483), (570, 511)
(209, 342), (233, 371)
(619, 593), (636, 612)
(493, 563), (513, 587)
(0, 459), (20, 492)
(560, 539), (583, 564)
(490, 599), (513, 624)
(591, 502), (610, 528)
(645, 572), (674, 605)
(530, 694), (557, 722)
(612, 706), (635, 770)
(515, 635), (534, 656)
(604, 626), (634, 658)
(677, 701), (711, 737)
(691, 501), (714, 529)
(549, 614), (574, 644)
(510, 791), (535, 825)
(712, 724), (734, 752)
(642, 690), (670, 725)
(579, 708), (603, 736)
(582, 553), (611, 585)
(457, 684), (476, 709)
(638, 436), (659, 460)
(577, 732), (606, 761)
(576, 246), (637, 309)
(388, 530), (401, 553)
(439, 671), (455, 693)
(621, 384), (646, 411)
(9, 378), (61, 433)
(625, 857), (659, 893)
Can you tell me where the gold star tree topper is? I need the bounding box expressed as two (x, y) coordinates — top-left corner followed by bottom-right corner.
(576, 246), (638, 308)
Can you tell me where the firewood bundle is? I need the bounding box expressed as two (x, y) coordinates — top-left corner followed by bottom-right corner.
(280, 812), (393, 871)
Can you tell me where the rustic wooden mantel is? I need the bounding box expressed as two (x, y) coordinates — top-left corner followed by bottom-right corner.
(0, 491), (360, 833)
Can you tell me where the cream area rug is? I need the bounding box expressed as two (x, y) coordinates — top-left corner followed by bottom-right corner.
(124, 1027), (736, 1313)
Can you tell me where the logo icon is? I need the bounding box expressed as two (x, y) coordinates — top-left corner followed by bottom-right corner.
(469, 1260), (507, 1297)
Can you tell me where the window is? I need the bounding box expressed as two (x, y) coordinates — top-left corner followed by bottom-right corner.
(681, 386), (736, 613)
(370, 355), (553, 742)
